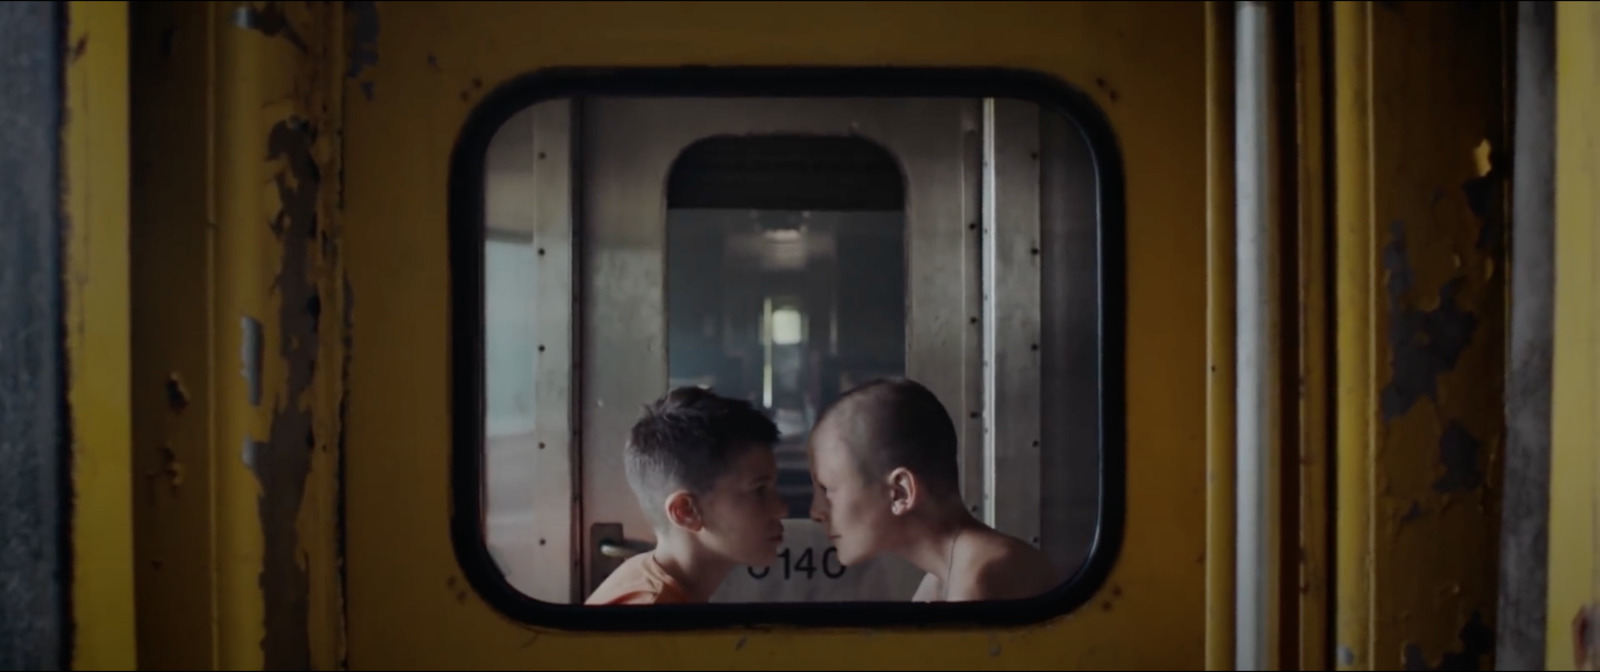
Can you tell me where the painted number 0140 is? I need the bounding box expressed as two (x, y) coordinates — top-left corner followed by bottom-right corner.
(749, 547), (847, 580)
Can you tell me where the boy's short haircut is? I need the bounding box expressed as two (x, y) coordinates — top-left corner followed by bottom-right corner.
(624, 387), (780, 527)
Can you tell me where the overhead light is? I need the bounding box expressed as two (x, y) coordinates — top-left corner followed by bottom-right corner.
(771, 308), (803, 345)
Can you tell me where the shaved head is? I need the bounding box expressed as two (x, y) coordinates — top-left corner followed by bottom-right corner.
(813, 378), (961, 500)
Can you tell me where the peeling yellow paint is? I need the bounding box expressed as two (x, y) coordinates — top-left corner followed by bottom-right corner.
(1473, 139), (1492, 177)
(1336, 2), (1508, 670)
(130, 1), (348, 669)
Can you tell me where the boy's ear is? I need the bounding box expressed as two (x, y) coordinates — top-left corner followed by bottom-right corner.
(664, 490), (704, 532)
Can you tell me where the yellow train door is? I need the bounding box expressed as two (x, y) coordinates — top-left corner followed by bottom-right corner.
(341, 1), (1209, 668)
(112, 2), (1521, 670)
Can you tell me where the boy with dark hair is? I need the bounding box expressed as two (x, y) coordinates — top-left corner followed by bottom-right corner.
(586, 387), (789, 605)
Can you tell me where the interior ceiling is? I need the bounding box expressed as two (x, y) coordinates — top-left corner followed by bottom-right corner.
(669, 133), (905, 272)
(668, 134), (905, 212)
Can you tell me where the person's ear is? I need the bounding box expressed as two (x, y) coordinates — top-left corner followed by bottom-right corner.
(664, 490), (704, 532)
(887, 467), (917, 516)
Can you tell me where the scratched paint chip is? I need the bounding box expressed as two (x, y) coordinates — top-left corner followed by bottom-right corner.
(242, 435), (257, 471)
(241, 316), (263, 406)
(1473, 139), (1492, 177)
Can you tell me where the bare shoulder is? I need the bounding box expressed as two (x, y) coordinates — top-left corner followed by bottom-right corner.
(952, 529), (1059, 601)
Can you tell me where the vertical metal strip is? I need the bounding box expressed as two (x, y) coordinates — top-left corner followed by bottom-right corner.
(63, 0), (136, 668)
(981, 98), (1044, 546)
(1205, 1), (1239, 667)
(1291, 2), (1332, 668)
(1551, 1), (1600, 667)
(481, 99), (577, 604)
(1236, 1), (1281, 669)
(960, 101), (986, 520)
(529, 99), (576, 605)
(1499, 2), (1555, 668)
(1332, 1), (1374, 668)
(982, 98), (998, 529)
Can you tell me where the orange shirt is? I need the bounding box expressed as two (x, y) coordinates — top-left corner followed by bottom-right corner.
(584, 553), (694, 605)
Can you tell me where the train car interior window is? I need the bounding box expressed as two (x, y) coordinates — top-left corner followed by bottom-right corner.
(468, 85), (1115, 625)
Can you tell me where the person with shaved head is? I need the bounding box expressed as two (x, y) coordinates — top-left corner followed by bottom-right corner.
(807, 378), (1060, 602)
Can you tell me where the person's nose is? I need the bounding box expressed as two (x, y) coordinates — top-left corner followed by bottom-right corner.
(809, 484), (830, 523)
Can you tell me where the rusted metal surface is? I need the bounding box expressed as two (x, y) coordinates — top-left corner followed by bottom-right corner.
(1365, 2), (1508, 670)
(1334, 3), (1508, 670)
(131, 1), (350, 669)
(239, 3), (352, 669)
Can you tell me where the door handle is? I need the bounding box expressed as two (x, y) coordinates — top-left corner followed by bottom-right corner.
(588, 522), (654, 594)
(597, 536), (653, 559)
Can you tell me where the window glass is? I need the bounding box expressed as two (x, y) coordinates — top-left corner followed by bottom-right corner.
(472, 95), (1108, 616)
